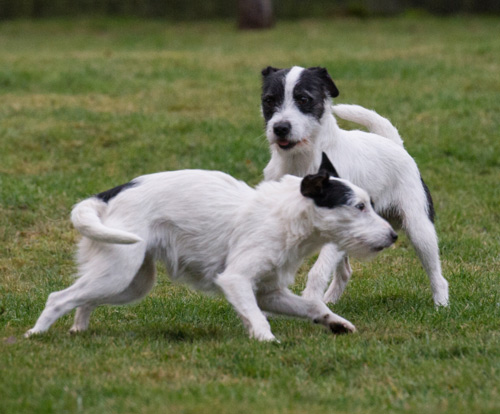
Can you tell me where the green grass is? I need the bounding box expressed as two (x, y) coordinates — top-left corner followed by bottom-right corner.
(1, 16), (499, 414)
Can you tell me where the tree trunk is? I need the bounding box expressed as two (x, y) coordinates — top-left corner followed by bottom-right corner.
(238, 0), (273, 30)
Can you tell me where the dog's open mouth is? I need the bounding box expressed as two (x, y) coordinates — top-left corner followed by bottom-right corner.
(276, 139), (298, 150)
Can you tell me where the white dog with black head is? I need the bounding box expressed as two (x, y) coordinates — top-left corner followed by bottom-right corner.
(261, 65), (448, 307)
(25, 156), (397, 341)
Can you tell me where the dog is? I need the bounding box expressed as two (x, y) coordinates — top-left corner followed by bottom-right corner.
(25, 155), (397, 341)
(261, 65), (449, 307)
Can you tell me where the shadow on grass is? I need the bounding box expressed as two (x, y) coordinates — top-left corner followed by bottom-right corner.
(139, 323), (225, 342)
(67, 322), (232, 343)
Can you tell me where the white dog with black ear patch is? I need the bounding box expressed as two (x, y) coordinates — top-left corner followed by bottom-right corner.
(261, 65), (448, 307)
(25, 156), (397, 341)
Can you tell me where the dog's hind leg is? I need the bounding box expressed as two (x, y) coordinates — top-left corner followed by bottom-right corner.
(25, 243), (150, 337)
(69, 304), (96, 333)
(99, 252), (156, 306)
(302, 243), (350, 304)
(69, 253), (156, 333)
(257, 288), (356, 334)
(25, 280), (94, 337)
(404, 215), (449, 307)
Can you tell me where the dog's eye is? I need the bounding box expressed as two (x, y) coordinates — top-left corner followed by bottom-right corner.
(263, 96), (275, 105)
(355, 203), (365, 211)
(297, 96), (310, 105)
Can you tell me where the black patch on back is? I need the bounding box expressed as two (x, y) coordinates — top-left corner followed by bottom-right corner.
(420, 176), (436, 223)
(261, 67), (290, 122)
(95, 181), (136, 203)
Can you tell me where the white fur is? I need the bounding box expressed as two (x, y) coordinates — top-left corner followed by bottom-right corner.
(25, 169), (396, 341)
(263, 66), (449, 307)
(332, 104), (403, 146)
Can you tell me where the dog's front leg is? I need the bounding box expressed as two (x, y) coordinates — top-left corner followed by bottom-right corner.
(216, 271), (276, 342)
(323, 256), (352, 304)
(258, 288), (356, 334)
(302, 243), (347, 302)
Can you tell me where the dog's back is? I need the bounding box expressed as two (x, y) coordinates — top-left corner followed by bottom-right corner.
(73, 170), (255, 285)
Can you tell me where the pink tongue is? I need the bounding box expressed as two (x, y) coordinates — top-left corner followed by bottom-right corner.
(277, 139), (289, 146)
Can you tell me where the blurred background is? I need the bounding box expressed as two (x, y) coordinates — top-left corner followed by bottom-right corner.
(1, 0), (499, 24)
(1, 2), (499, 413)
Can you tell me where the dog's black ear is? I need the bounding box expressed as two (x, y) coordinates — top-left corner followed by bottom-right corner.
(301, 171), (330, 199)
(308, 67), (339, 98)
(319, 152), (340, 178)
(262, 66), (280, 77)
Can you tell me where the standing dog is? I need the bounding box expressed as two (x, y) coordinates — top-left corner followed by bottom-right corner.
(25, 157), (397, 341)
(261, 65), (449, 307)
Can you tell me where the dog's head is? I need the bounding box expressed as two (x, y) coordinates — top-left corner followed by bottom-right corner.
(261, 66), (339, 151)
(301, 153), (397, 259)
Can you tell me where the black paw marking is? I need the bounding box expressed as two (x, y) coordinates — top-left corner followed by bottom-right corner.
(329, 322), (350, 335)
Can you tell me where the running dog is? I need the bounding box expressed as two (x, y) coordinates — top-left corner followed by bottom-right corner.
(261, 65), (448, 307)
(25, 155), (397, 341)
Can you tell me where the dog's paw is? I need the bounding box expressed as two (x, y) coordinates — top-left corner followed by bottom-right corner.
(329, 321), (356, 335)
(433, 293), (449, 308)
(24, 329), (39, 338)
(251, 330), (277, 342)
(434, 301), (449, 308)
(432, 280), (449, 307)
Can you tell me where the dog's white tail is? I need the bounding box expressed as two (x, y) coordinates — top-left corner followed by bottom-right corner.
(71, 198), (143, 244)
(332, 104), (404, 146)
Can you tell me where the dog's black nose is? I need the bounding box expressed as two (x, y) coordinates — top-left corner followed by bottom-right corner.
(390, 230), (398, 243)
(273, 121), (291, 138)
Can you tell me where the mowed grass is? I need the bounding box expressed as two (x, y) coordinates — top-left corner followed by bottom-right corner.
(0, 17), (499, 414)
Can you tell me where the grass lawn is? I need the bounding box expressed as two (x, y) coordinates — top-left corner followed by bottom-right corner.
(1, 16), (499, 414)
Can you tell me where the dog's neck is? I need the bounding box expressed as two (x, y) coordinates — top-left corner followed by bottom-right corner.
(256, 176), (330, 257)
(315, 110), (340, 153)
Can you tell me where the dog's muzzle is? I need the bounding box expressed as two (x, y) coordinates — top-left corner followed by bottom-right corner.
(372, 230), (398, 252)
(272, 121), (298, 150)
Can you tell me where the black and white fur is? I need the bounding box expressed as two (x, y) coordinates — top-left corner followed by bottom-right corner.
(261, 65), (448, 307)
(25, 157), (397, 341)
